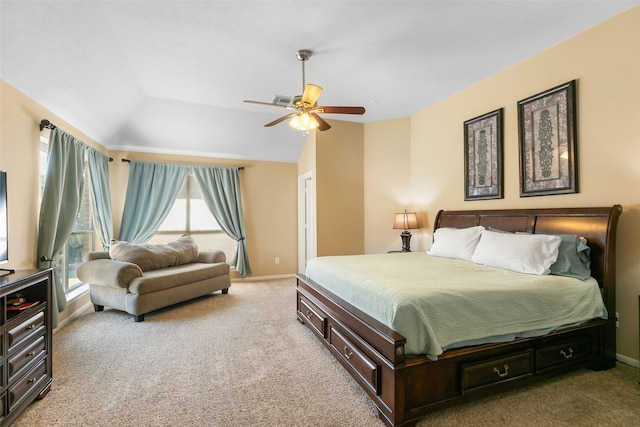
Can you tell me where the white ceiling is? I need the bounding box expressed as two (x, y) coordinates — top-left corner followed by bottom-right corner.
(2, 1), (638, 163)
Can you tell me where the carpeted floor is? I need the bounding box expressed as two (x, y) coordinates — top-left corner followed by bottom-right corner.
(13, 278), (640, 427)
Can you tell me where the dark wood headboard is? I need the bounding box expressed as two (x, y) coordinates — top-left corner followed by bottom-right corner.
(433, 206), (622, 318)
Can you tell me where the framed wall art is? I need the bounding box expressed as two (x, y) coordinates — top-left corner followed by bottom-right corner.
(464, 108), (503, 200)
(518, 80), (577, 197)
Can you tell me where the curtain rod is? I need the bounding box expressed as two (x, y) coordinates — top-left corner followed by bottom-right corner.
(40, 119), (114, 162)
(121, 158), (244, 170)
(39, 119), (56, 131)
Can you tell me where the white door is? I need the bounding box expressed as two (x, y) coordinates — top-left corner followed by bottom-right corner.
(298, 172), (316, 274)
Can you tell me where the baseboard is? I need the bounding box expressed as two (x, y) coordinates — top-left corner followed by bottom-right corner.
(55, 300), (93, 333)
(232, 274), (296, 282)
(617, 353), (640, 368)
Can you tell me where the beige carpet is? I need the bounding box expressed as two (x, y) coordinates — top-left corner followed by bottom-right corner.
(13, 278), (640, 427)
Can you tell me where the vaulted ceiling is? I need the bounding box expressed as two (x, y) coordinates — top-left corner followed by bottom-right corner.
(2, 1), (637, 163)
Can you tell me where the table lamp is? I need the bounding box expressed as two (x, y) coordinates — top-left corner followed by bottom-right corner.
(393, 210), (419, 252)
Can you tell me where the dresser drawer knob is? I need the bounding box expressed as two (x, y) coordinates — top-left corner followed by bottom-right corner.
(27, 350), (36, 358)
(26, 324), (36, 330)
(560, 348), (574, 359)
(27, 377), (37, 384)
(343, 346), (354, 360)
(305, 310), (313, 320)
(493, 364), (509, 378)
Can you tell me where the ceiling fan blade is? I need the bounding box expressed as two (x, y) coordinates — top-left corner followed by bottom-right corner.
(244, 100), (288, 109)
(317, 106), (366, 115)
(264, 113), (297, 127)
(311, 113), (331, 131)
(301, 84), (323, 106)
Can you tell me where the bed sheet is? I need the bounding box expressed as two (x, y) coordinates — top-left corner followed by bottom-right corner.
(305, 252), (605, 357)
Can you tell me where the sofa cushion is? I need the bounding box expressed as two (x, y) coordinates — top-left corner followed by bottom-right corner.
(109, 235), (199, 271)
(128, 262), (230, 295)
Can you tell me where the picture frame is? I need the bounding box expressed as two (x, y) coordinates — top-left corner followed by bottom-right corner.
(464, 108), (503, 200)
(518, 80), (577, 197)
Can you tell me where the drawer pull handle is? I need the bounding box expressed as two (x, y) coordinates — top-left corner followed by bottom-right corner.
(560, 348), (574, 359)
(27, 377), (37, 384)
(343, 346), (354, 360)
(305, 310), (313, 320)
(27, 324), (36, 330)
(27, 351), (36, 358)
(493, 364), (509, 378)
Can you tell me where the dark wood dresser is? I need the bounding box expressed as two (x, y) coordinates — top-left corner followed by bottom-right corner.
(0, 269), (53, 426)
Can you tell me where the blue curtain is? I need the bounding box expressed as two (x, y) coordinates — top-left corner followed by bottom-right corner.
(192, 166), (252, 276)
(119, 161), (188, 243)
(37, 128), (86, 327)
(86, 148), (113, 249)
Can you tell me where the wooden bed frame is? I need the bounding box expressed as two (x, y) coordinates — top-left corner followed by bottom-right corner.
(296, 206), (622, 427)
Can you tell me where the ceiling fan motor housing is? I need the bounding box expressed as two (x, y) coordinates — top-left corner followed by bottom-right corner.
(296, 49), (312, 61)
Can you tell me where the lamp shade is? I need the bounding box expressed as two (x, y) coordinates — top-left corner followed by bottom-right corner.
(393, 210), (419, 230)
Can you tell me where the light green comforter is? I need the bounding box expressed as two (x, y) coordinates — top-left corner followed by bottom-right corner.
(305, 252), (605, 357)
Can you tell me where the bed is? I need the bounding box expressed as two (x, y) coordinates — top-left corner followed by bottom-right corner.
(296, 206), (622, 427)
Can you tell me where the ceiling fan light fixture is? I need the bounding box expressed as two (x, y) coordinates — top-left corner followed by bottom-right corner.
(289, 112), (319, 131)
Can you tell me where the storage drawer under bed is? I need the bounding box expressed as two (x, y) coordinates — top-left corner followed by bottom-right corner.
(462, 350), (534, 393)
(298, 296), (327, 338)
(329, 326), (380, 395)
(536, 333), (591, 372)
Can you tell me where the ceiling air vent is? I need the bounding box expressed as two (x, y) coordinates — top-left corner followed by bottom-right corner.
(271, 95), (292, 106)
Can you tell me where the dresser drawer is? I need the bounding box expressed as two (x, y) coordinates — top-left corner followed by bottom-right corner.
(462, 351), (533, 392)
(330, 326), (379, 394)
(9, 335), (46, 383)
(536, 334), (591, 371)
(299, 297), (327, 338)
(8, 359), (47, 411)
(8, 311), (45, 350)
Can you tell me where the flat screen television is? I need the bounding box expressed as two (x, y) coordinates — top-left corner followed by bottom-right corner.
(0, 170), (8, 265)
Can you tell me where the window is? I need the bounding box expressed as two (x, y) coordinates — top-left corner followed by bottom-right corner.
(40, 132), (94, 295)
(148, 174), (236, 262)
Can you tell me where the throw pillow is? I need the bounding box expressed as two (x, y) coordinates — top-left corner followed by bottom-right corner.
(109, 235), (199, 271)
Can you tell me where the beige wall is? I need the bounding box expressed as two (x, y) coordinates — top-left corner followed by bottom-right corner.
(315, 120), (364, 256)
(364, 6), (640, 361)
(363, 118), (412, 253)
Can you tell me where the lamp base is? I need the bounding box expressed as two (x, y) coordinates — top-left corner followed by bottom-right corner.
(399, 230), (413, 252)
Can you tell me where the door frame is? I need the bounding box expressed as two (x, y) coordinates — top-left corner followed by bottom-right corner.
(297, 171), (316, 274)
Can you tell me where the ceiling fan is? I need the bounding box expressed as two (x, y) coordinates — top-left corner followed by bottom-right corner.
(244, 49), (365, 131)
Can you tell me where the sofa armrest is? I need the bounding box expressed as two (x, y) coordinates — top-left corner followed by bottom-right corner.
(77, 259), (143, 288)
(198, 250), (227, 264)
(88, 251), (111, 261)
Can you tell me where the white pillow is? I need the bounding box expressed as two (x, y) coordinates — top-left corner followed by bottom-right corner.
(470, 230), (561, 275)
(429, 226), (484, 261)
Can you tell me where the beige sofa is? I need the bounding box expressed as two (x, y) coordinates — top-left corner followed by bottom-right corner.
(77, 236), (230, 322)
